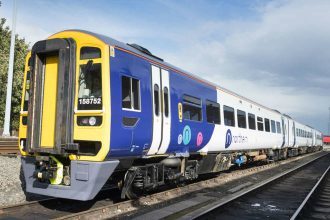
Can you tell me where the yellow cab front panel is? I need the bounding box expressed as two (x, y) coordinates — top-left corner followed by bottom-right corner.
(19, 31), (111, 162)
(18, 31), (117, 201)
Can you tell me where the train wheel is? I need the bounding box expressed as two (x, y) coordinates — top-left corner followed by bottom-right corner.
(125, 186), (139, 199)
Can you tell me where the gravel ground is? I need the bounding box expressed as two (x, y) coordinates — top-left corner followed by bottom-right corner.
(0, 156), (27, 207)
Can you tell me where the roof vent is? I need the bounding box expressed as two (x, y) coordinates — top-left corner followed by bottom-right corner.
(127, 43), (164, 61)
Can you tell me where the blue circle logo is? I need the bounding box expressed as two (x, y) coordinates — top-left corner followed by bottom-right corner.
(183, 125), (191, 145)
(225, 129), (232, 148)
(178, 134), (183, 145)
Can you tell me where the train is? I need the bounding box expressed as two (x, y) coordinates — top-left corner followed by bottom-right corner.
(18, 30), (323, 200)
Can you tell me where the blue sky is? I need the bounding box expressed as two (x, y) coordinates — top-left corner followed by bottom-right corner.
(1, 0), (330, 134)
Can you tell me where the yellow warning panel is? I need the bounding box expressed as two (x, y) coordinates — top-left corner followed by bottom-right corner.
(178, 103), (183, 122)
(40, 56), (58, 148)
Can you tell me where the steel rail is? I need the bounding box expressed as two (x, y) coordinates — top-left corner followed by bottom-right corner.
(290, 163), (330, 220)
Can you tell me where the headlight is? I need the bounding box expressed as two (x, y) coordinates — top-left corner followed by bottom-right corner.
(77, 116), (102, 126)
(89, 116), (97, 126)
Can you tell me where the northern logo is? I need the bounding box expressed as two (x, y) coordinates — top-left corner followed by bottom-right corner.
(225, 129), (232, 148)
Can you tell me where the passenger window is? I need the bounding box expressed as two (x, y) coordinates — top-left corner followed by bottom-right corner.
(183, 95), (202, 121)
(80, 47), (101, 60)
(248, 113), (256, 130)
(164, 87), (169, 117)
(257, 117), (264, 131)
(78, 62), (102, 110)
(206, 100), (220, 124)
(154, 84), (160, 116)
(121, 76), (141, 110)
(276, 121), (281, 134)
(271, 120), (276, 133)
(237, 110), (246, 128)
(224, 106), (235, 127)
(264, 118), (270, 132)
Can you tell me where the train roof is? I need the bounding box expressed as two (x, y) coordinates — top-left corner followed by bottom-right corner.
(61, 30), (287, 116)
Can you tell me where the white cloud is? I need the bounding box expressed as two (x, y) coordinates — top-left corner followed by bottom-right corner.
(1, 0), (329, 133)
(161, 0), (330, 133)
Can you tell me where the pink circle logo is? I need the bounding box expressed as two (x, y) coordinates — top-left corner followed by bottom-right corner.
(197, 132), (203, 147)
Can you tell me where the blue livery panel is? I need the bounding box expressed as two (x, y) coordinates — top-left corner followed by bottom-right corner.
(167, 71), (217, 155)
(109, 49), (153, 158)
(108, 47), (217, 158)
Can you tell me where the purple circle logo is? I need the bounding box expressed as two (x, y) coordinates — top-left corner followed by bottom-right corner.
(225, 129), (232, 148)
(197, 132), (203, 147)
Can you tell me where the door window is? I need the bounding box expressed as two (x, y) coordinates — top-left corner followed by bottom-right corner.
(164, 87), (169, 117)
(154, 84), (160, 116)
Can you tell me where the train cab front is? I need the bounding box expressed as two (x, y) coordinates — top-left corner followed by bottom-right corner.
(18, 31), (119, 200)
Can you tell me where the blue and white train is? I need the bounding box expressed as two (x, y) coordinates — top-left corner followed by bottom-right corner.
(19, 30), (323, 200)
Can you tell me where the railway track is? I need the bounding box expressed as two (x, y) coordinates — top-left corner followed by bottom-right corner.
(0, 150), (325, 219)
(291, 158), (330, 219)
(0, 137), (19, 155)
(193, 151), (330, 220)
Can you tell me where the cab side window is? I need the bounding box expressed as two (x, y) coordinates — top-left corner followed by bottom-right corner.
(122, 76), (140, 110)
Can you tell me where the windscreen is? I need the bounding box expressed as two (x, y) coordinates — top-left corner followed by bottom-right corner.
(77, 62), (102, 110)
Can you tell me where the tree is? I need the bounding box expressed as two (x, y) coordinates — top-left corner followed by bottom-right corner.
(0, 18), (29, 132)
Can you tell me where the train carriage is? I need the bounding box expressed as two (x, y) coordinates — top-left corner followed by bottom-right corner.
(18, 30), (323, 200)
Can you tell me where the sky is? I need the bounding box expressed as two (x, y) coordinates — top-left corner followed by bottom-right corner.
(1, 0), (330, 134)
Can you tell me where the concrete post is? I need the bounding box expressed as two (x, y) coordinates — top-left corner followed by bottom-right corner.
(2, 0), (17, 136)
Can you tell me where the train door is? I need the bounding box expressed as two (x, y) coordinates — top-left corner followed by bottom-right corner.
(288, 119), (295, 147)
(40, 56), (58, 148)
(26, 38), (76, 154)
(148, 66), (162, 154)
(157, 69), (171, 154)
(147, 66), (171, 155)
(282, 117), (290, 147)
(281, 117), (286, 147)
(292, 121), (296, 147)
